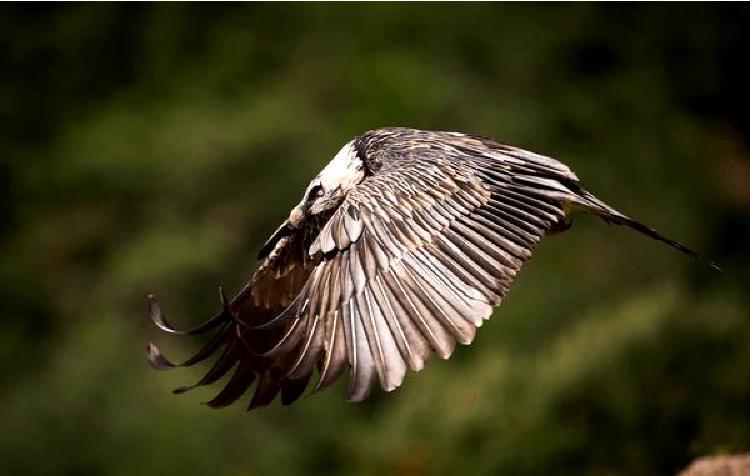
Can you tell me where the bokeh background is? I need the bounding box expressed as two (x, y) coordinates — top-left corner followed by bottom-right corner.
(2, 3), (749, 475)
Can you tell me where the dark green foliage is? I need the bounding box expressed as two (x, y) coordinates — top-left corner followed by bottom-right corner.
(1, 4), (748, 475)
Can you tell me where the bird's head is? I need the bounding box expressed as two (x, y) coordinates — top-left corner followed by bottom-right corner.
(288, 140), (365, 228)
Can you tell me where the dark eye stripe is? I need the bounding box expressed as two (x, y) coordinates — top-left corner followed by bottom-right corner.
(307, 185), (324, 200)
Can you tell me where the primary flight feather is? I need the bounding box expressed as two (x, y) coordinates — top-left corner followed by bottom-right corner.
(146, 127), (714, 410)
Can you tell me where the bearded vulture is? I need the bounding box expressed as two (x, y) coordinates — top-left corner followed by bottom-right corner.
(146, 127), (714, 410)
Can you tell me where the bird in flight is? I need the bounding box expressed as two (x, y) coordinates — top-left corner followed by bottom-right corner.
(147, 127), (714, 410)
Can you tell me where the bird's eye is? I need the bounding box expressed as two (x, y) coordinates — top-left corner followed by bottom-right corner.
(308, 185), (324, 200)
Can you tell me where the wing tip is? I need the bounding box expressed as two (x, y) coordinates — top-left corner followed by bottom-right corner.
(146, 292), (230, 335)
(145, 342), (177, 371)
(146, 294), (177, 334)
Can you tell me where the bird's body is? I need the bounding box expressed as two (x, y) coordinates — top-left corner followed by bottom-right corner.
(147, 127), (709, 410)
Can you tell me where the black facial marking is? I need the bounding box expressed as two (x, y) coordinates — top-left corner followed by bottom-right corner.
(306, 184), (324, 201)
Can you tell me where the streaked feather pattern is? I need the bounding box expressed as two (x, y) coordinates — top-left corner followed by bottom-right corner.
(147, 127), (714, 410)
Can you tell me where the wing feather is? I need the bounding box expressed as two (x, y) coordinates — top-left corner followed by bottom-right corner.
(316, 309), (347, 392)
(345, 298), (377, 401)
(371, 273), (429, 372)
(384, 265), (456, 359)
(205, 357), (257, 408)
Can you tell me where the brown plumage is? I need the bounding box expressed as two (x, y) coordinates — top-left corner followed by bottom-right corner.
(146, 127), (715, 410)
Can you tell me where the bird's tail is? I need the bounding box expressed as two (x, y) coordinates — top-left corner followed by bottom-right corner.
(573, 189), (720, 270)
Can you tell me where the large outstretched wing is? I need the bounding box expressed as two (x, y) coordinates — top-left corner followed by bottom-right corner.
(147, 129), (582, 408)
(261, 132), (577, 400)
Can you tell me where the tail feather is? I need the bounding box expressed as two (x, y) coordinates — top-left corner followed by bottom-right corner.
(575, 190), (720, 271)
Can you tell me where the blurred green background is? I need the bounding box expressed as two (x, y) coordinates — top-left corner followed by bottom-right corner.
(1, 3), (749, 475)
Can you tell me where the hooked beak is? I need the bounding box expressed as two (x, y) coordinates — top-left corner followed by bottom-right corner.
(288, 204), (305, 228)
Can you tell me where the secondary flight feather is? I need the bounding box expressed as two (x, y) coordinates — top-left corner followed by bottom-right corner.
(146, 127), (715, 410)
